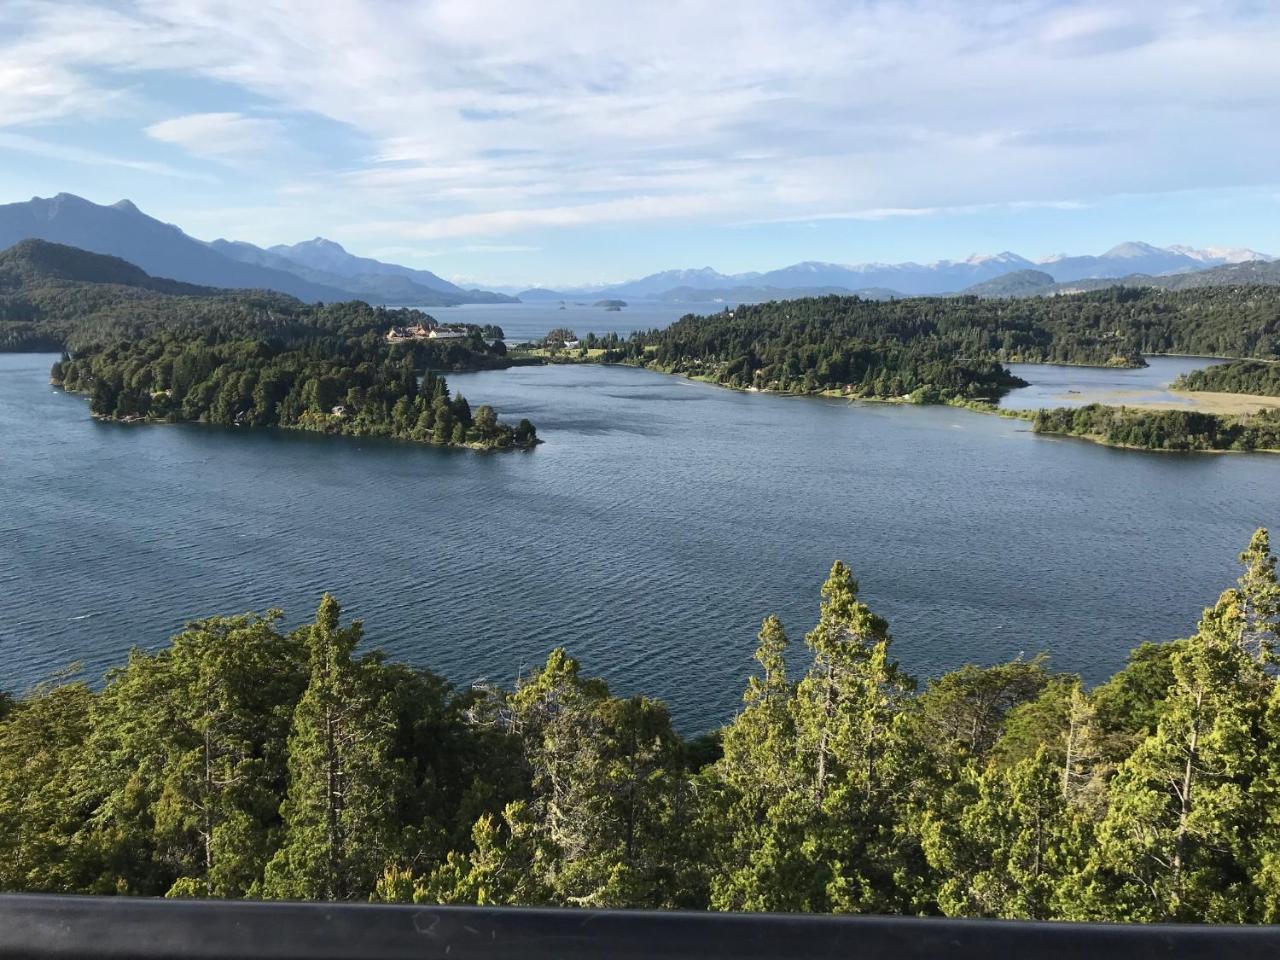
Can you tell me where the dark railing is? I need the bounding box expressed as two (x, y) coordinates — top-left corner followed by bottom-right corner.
(1, 894), (1278, 960)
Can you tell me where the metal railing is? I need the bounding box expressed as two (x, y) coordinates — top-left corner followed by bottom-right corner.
(1, 894), (1277, 960)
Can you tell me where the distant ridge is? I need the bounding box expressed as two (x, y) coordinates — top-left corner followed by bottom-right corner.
(957, 269), (1057, 298)
(518, 242), (1274, 303)
(0, 238), (218, 295)
(0, 194), (513, 306)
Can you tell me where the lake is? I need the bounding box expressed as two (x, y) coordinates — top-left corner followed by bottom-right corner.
(2, 351), (1278, 730)
(1000, 356), (1223, 410)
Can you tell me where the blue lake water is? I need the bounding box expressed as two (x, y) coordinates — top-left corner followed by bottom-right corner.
(1000, 356), (1221, 410)
(2, 351), (1278, 731)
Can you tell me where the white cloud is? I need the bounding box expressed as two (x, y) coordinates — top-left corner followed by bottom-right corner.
(0, 131), (213, 181)
(145, 112), (281, 157)
(2, 0), (1279, 241)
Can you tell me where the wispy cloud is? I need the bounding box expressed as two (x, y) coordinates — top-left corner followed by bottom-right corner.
(0, 130), (214, 181)
(2, 0), (1279, 250)
(145, 112), (282, 158)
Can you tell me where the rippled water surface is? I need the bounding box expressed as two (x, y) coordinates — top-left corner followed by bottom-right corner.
(3, 352), (1279, 730)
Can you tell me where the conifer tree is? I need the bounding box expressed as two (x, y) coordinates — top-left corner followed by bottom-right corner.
(1079, 591), (1269, 921)
(263, 596), (403, 900)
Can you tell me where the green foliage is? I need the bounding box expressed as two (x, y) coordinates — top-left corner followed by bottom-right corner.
(618, 287), (1280, 403)
(2, 531), (1280, 923)
(52, 331), (534, 450)
(1176, 360), (1280, 398)
(1033, 403), (1280, 452)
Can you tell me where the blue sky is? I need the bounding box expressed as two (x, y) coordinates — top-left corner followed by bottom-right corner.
(2, 0), (1279, 287)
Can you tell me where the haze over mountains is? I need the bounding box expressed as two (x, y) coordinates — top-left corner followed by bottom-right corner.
(520, 242), (1275, 301)
(0, 194), (514, 306)
(0, 194), (1275, 307)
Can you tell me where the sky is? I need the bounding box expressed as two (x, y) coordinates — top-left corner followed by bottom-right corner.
(2, 0), (1280, 288)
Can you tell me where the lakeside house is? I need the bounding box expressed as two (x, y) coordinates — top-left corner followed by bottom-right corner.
(385, 322), (469, 343)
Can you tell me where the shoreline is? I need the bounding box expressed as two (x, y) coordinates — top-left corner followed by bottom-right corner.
(56, 383), (540, 453)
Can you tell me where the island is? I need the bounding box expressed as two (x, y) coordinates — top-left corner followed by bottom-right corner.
(593, 299), (626, 310)
(2, 239), (537, 451)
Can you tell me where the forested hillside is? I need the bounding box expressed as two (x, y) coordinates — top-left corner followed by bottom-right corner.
(1, 240), (533, 450)
(1175, 360), (1280, 397)
(0, 240), (505, 357)
(618, 287), (1280, 401)
(1033, 404), (1280, 452)
(3, 531), (1279, 922)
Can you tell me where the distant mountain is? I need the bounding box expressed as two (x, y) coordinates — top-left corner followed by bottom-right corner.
(0, 194), (513, 306)
(210, 238), (490, 307)
(525, 243), (1274, 303)
(958, 269), (1057, 298)
(604, 267), (758, 299)
(270, 238), (515, 305)
(656, 284), (901, 303)
(0, 238), (218, 296)
(1036, 242), (1211, 283)
(750, 252), (1038, 296)
(269, 238), (464, 295)
(1051, 258), (1280, 294)
(0, 194), (349, 302)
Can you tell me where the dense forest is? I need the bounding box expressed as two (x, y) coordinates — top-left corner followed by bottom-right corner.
(1175, 360), (1280, 397)
(0, 240), (508, 360)
(1032, 404), (1280, 452)
(51, 334), (536, 450)
(3, 532), (1280, 922)
(1, 241), (535, 450)
(610, 288), (1280, 402)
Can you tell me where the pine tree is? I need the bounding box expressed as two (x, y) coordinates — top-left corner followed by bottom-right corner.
(790, 562), (917, 913)
(1236, 528), (1280, 663)
(1079, 591), (1270, 921)
(709, 616), (808, 910)
(263, 596), (404, 900)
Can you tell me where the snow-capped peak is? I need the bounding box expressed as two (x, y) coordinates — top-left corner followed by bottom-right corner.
(1166, 244), (1274, 264)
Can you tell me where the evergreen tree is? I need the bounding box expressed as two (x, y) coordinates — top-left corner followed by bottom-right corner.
(263, 596), (404, 900)
(1078, 592), (1270, 921)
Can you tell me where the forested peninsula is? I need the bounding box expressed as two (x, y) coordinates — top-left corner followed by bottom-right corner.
(535, 287), (1280, 450)
(3, 530), (1280, 923)
(1032, 405), (1280, 453)
(2, 240), (536, 450)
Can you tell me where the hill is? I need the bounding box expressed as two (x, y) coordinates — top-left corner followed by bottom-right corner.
(0, 194), (513, 306)
(958, 269), (1057, 298)
(0, 239), (216, 295)
(0, 194), (350, 302)
(1052, 259), (1280, 294)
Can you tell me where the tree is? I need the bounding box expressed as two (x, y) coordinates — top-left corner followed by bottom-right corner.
(89, 613), (307, 898)
(922, 748), (1083, 919)
(1236, 528), (1280, 663)
(788, 562), (919, 913)
(1079, 591), (1270, 921)
(263, 596), (404, 900)
(709, 616), (807, 910)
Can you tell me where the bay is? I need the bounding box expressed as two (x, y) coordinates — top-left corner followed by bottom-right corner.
(2, 350), (1277, 731)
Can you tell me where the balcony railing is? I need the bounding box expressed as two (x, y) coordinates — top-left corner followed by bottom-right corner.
(1, 894), (1278, 960)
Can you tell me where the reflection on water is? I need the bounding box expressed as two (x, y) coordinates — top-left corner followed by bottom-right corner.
(2, 353), (1278, 730)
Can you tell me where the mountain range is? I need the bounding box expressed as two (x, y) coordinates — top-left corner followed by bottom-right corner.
(1, 193), (1275, 307)
(0, 194), (514, 306)
(517, 242), (1274, 302)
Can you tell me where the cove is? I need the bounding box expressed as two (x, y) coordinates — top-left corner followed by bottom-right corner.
(2, 353), (1278, 731)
